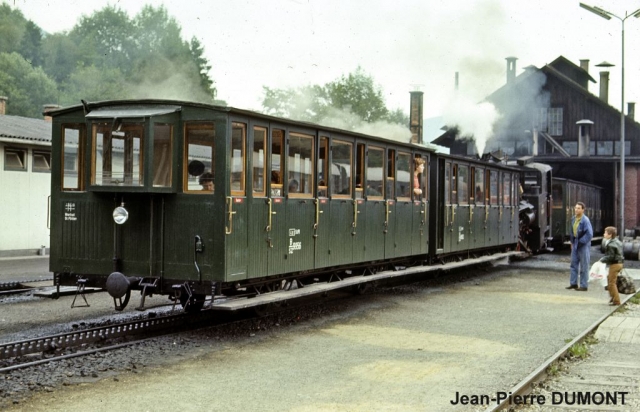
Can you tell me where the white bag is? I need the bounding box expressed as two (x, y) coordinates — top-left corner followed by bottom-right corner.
(589, 261), (608, 285)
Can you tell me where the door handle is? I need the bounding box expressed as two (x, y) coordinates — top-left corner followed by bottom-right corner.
(265, 198), (276, 232)
(314, 198), (323, 230)
(225, 197), (236, 235)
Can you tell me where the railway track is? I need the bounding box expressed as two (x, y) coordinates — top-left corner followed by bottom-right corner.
(487, 292), (640, 412)
(0, 278), (54, 296)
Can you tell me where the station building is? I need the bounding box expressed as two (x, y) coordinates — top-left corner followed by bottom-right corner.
(0, 96), (53, 257)
(432, 56), (640, 232)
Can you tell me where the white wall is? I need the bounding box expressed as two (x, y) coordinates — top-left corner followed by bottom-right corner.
(0, 143), (50, 253)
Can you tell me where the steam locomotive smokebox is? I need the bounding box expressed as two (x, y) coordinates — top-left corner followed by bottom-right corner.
(622, 240), (640, 261)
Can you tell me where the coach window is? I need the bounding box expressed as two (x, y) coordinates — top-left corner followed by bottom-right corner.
(451, 165), (458, 204)
(62, 125), (85, 190)
(474, 168), (484, 205)
(318, 137), (329, 198)
(184, 122), (214, 193)
(366, 146), (384, 199)
(287, 132), (313, 197)
(33, 150), (51, 173)
(386, 149), (395, 198)
(458, 165), (469, 205)
(397, 152), (411, 200)
(152, 123), (172, 187)
(231, 122), (246, 196)
(92, 122), (143, 186)
(503, 173), (511, 206)
(489, 171), (499, 205)
(270, 129), (284, 197)
(330, 140), (352, 197)
(444, 163), (451, 205)
(355, 143), (365, 199)
(253, 126), (267, 197)
(4, 148), (27, 171)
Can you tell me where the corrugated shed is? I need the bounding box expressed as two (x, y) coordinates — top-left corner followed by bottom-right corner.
(0, 115), (52, 145)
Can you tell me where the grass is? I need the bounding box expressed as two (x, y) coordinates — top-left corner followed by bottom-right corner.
(568, 342), (590, 359)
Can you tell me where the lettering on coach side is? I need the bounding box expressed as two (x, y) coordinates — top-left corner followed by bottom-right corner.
(288, 228), (302, 254)
(64, 202), (77, 221)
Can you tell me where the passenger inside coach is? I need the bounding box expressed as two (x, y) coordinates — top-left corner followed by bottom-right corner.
(199, 172), (214, 191)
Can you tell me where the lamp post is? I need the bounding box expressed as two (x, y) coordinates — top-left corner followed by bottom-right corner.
(580, 3), (640, 237)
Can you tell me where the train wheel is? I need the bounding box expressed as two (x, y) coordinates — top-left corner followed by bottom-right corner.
(180, 293), (205, 313)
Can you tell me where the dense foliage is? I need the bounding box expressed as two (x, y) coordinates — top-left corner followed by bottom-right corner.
(0, 3), (218, 117)
(261, 67), (409, 128)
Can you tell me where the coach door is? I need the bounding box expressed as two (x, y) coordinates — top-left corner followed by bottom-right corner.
(487, 169), (500, 247)
(393, 151), (413, 258)
(246, 122), (269, 279)
(364, 145), (386, 261)
(442, 160), (454, 253)
(471, 167), (486, 249)
(454, 163), (471, 252)
(225, 121), (249, 279)
(283, 131), (316, 272)
(411, 154), (428, 256)
(323, 137), (354, 267)
(314, 136), (332, 268)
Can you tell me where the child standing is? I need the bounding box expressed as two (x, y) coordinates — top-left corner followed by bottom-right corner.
(600, 226), (624, 306)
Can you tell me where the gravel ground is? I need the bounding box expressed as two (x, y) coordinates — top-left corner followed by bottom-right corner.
(0, 246), (630, 412)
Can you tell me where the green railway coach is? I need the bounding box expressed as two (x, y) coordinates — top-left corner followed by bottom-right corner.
(49, 100), (433, 311)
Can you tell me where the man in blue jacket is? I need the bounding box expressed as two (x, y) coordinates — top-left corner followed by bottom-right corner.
(567, 202), (593, 291)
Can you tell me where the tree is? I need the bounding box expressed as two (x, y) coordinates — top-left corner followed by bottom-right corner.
(19, 20), (43, 67)
(61, 65), (129, 105)
(41, 33), (81, 84)
(261, 67), (407, 127)
(190, 37), (216, 101)
(0, 4), (26, 54)
(0, 52), (58, 117)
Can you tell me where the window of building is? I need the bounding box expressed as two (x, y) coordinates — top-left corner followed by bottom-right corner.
(32, 150), (51, 173)
(597, 141), (613, 156)
(4, 148), (27, 171)
(614, 140), (631, 156)
(287, 132), (313, 197)
(538, 107), (563, 136)
(185, 122), (214, 192)
(562, 141), (578, 156)
(62, 125), (86, 190)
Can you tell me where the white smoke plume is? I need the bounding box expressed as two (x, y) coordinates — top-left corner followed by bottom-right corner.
(442, 94), (501, 155)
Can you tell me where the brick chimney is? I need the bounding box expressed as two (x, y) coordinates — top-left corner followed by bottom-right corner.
(629, 102), (636, 121)
(0, 96), (7, 115)
(506, 57), (518, 83)
(409, 91), (424, 144)
(43, 104), (61, 122)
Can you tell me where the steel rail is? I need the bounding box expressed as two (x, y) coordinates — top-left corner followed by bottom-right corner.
(485, 292), (637, 412)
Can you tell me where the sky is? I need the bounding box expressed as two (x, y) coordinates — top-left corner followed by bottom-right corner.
(8, 0), (640, 140)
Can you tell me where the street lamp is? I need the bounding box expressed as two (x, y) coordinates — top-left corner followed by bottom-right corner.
(580, 3), (640, 237)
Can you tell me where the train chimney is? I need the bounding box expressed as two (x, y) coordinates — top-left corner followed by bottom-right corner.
(576, 119), (593, 157)
(43, 104), (61, 123)
(409, 91), (424, 144)
(628, 102), (636, 120)
(506, 57), (518, 83)
(0, 96), (7, 115)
